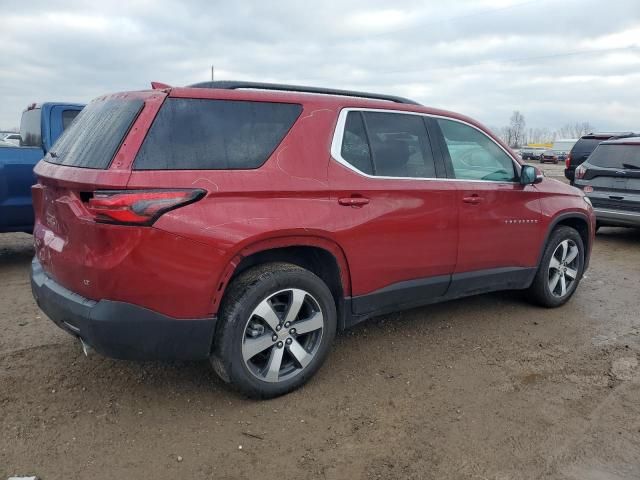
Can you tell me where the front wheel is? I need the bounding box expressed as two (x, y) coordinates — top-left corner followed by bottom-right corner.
(527, 226), (585, 307)
(211, 262), (337, 398)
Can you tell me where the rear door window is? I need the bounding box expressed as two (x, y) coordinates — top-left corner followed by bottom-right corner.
(46, 98), (144, 169)
(437, 119), (516, 182)
(339, 110), (437, 178)
(588, 144), (640, 170)
(134, 98), (302, 170)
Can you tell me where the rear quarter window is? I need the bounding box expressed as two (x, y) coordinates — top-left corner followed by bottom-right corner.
(134, 98), (302, 170)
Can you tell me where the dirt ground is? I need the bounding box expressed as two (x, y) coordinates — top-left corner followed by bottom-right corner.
(1, 165), (639, 479)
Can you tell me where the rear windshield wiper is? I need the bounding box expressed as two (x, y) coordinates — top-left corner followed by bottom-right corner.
(622, 163), (640, 170)
(49, 150), (58, 158)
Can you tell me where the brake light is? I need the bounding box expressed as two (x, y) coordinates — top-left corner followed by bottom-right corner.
(565, 154), (571, 169)
(575, 164), (587, 180)
(84, 189), (205, 225)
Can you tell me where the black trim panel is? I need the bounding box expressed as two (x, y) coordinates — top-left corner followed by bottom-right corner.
(447, 267), (536, 297)
(31, 259), (216, 361)
(351, 274), (450, 316)
(344, 266), (536, 329)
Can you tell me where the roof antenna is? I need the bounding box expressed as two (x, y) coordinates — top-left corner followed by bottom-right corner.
(211, 65), (215, 82)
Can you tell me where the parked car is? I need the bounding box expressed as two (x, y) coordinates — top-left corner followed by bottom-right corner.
(0, 102), (84, 233)
(1, 133), (21, 146)
(30, 81), (595, 398)
(565, 132), (637, 184)
(540, 149), (560, 164)
(574, 137), (640, 228)
(521, 148), (545, 161)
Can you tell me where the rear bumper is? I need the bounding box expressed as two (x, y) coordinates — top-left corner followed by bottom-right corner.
(593, 208), (640, 227)
(564, 168), (574, 181)
(31, 258), (216, 361)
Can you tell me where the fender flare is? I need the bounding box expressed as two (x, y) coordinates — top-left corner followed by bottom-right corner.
(536, 211), (592, 269)
(211, 235), (352, 311)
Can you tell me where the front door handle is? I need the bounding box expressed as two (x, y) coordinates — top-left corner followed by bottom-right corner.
(462, 195), (483, 205)
(338, 196), (370, 207)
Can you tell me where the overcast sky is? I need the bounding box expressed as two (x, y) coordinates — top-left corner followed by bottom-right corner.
(1, 0), (639, 132)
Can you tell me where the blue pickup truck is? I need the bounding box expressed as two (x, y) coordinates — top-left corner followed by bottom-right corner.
(0, 102), (84, 233)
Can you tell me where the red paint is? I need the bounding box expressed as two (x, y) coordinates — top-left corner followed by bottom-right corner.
(32, 86), (595, 320)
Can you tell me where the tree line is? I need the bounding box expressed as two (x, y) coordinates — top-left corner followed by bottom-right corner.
(493, 111), (595, 148)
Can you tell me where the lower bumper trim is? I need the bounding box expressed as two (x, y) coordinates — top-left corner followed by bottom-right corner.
(31, 258), (217, 361)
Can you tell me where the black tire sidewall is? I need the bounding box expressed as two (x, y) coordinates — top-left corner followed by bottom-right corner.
(216, 266), (337, 398)
(537, 227), (585, 307)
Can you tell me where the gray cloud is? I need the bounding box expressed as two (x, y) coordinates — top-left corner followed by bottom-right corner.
(1, 0), (639, 133)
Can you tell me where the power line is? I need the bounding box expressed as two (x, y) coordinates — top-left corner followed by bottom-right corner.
(454, 45), (639, 69)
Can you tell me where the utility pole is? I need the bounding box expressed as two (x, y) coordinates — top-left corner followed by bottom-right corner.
(211, 65), (214, 82)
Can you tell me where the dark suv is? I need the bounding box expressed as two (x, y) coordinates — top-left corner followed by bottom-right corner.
(574, 137), (640, 228)
(30, 81), (595, 397)
(565, 132), (636, 184)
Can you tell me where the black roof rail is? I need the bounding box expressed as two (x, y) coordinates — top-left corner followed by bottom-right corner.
(187, 80), (421, 105)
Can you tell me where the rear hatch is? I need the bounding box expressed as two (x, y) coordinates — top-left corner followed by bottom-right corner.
(32, 91), (166, 299)
(580, 143), (640, 213)
(569, 137), (608, 169)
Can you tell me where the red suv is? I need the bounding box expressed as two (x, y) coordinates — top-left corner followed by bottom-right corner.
(31, 81), (595, 397)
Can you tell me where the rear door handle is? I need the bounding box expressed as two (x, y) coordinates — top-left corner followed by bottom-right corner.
(338, 196), (370, 207)
(609, 196), (624, 200)
(462, 195), (483, 205)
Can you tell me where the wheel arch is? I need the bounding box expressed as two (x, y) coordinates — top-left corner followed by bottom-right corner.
(213, 236), (352, 328)
(538, 212), (592, 271)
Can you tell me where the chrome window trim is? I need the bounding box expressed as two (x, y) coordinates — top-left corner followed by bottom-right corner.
(330, 107), (522, 184)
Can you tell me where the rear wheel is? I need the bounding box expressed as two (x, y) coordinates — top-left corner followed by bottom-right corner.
(211, 262), (337, 398)
(527, 226), (584, 307)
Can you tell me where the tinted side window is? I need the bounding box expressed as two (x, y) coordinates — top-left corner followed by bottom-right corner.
(20, 108), (42, 147)
(341, 112), (373, 174)
(134, 99), (302, 170)
(437, 119), (516, 182)
(588, 145), (640, 170)
(62, 110), (80, 130)
(363, 112), (436, 178)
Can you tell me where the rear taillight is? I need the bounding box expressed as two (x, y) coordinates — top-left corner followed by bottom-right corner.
(84, 189), (205, 225)
(565, 154), (571, 169)
(575, 164), (587, 180)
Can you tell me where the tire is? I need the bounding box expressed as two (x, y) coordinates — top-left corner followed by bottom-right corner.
(210, 262), (337, 398)
(527, 226), (585, 308)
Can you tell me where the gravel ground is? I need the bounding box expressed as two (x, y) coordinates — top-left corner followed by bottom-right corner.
(1, 168), (639, 479)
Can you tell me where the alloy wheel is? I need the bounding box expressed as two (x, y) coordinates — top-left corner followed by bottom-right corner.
(547, 239), (579, 297)
(241, 288), (324, 383)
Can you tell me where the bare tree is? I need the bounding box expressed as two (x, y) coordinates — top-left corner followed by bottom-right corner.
(508, 111), (526, 148)
(558, 122), (595, 138)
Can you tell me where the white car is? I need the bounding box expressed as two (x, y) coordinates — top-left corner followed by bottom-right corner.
(1, 133), (21, 146)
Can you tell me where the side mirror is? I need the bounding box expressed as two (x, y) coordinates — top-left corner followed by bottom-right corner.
(520, 165), (543, 185)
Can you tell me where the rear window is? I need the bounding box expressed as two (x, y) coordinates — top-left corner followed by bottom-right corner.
(20, 108), (42, 147)
(572, 137), (606, 154)
(133, 98), (302, 170)
(588, 144), (640, 170)
(46, 98), (144, 169)
(62, 109), (80, 130)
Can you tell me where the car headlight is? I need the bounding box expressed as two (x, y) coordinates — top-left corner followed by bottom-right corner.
(583, 196), (592, 207)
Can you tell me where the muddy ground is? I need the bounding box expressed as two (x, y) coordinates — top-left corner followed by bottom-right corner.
(1, 165), (639, 479)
